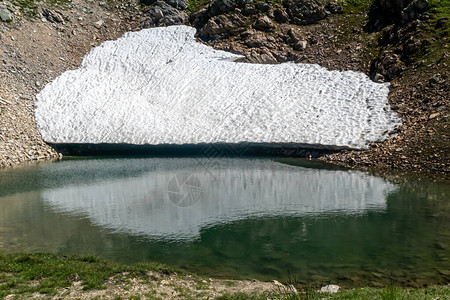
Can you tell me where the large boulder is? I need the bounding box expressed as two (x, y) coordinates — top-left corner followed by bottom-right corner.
(207, 0), (253, 16)
(141, 1), (188, 27)
(282, 0), (328, 25)
(368, 0), (429, 29)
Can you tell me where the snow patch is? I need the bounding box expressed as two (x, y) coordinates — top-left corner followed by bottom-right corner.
(35, 25), (401, 149)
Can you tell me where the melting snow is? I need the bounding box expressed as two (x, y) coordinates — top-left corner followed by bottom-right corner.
(35, 25), (401, 150)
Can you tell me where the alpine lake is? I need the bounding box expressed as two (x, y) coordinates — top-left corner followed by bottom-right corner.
(0, 156), (448, 288)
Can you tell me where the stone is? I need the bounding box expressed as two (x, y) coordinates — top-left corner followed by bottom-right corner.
(282, 0), (328, 25)
(255, 1), (270, 12)
(141, 0), (188, 10)
(429, 73), (441, 84)
(293, 40), (307, 50)
(326, 1), (342, 14)
(141, 1), (188, 27)
(320, 284), (340, 293)
(165, 0), (188, 10)
(273, 8), (289, 23)
(0, 9), (13, 22)
(42, 8), (64, 23)
(435, 17), (448, 29)
(429, 112), (440, 119)
(208, 0), (252, 17)
(253, 15), (275, 31)
(374, 73), (385, 83)
(199, 14), (247, 39)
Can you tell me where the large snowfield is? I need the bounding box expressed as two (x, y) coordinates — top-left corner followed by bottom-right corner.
(36, 25), (401, 150)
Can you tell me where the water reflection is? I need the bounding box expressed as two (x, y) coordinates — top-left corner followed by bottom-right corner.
(39, 159), (394, 240)
(0, 158), (448, 287)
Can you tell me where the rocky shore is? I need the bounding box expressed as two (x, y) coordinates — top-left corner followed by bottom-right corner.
(0, 0), (448, 176)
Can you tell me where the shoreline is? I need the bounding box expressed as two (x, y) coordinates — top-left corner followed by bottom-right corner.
(0, 252), (448, 299)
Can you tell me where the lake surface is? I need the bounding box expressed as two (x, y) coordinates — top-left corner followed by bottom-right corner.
(0, 157), (448, 287)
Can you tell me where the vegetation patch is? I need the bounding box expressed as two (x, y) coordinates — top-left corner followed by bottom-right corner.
(0, 252), (178, 298)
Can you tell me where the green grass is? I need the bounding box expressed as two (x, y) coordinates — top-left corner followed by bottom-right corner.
(0, 252), (178, 298)
(186, 0), (211, 13)
(11, 0), (72, 17)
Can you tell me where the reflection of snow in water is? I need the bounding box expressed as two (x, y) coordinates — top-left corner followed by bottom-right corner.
(36, 25), (400, 149)
(42, 159), (396, 241)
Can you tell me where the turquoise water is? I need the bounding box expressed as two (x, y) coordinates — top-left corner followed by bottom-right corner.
(0, 157), (448, 287)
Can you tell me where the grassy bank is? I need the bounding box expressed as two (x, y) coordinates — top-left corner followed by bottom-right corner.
(0, 253), (449, 299)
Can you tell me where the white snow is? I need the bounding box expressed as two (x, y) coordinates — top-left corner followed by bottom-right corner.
(41, 158), (395, 240)
(35, 25), (401, 149)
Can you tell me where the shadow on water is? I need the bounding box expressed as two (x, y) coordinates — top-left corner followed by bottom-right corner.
(48, 142), (341, 157)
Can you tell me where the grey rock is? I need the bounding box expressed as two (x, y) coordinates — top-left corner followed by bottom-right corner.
(142, 1), (188, 27)
(253, 15), (275, 31)
(401, 0), (428, 23)
(435, 17), (448, 29)
(375, 0), (428, 23)
(141, 0), (188, 10)
(255, 1), (270, 12)
(242, 4), (258, 15)
(273, 8), (289, 23)
(199, 13), (248, 39)
(370, 53), (403, 81)
(374, 73), (385, 83)
(326, 1), (342, 14)
(0, 9), (13, 22)
(293, 40), (307, 50)
(165, 0), (188, 10)
(208, 0), (252, 16)
(42, 8), (64, 23)
(282, 0), (328, 25)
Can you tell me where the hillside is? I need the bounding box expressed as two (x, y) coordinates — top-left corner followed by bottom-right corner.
(0, 0), (448, 176)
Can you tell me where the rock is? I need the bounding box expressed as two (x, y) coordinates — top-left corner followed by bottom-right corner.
(42, 8), (64, 23)
(0, 9), (13, 22)
(273, 8), (289, 23)
(374, 73), (385, 83)
(242, 4), (258, 15)
(165, 0), (188, 10)
(435, 17), (448, 29)
(429, 112), (440, 119)
(370, 53), (403, 81)
(282, 0), (328, 25)
(94, 20), (104, 28)
(326, 1), (342, 14)
(293, 40), (307, 50)
(320, 284), (340, 293)
(429, 73), (441, 84)
(401, 0), (429, 23)
(255, 1), (270, 12)
(141, 1), (188, 27)
(141, 0), (188, 10)
(208, 0), (252, 17)
(371, 0), (429, 25)
(199, 13), (247, 39)
(253, 15), (275, 31)
(243, 30), (276, 48)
